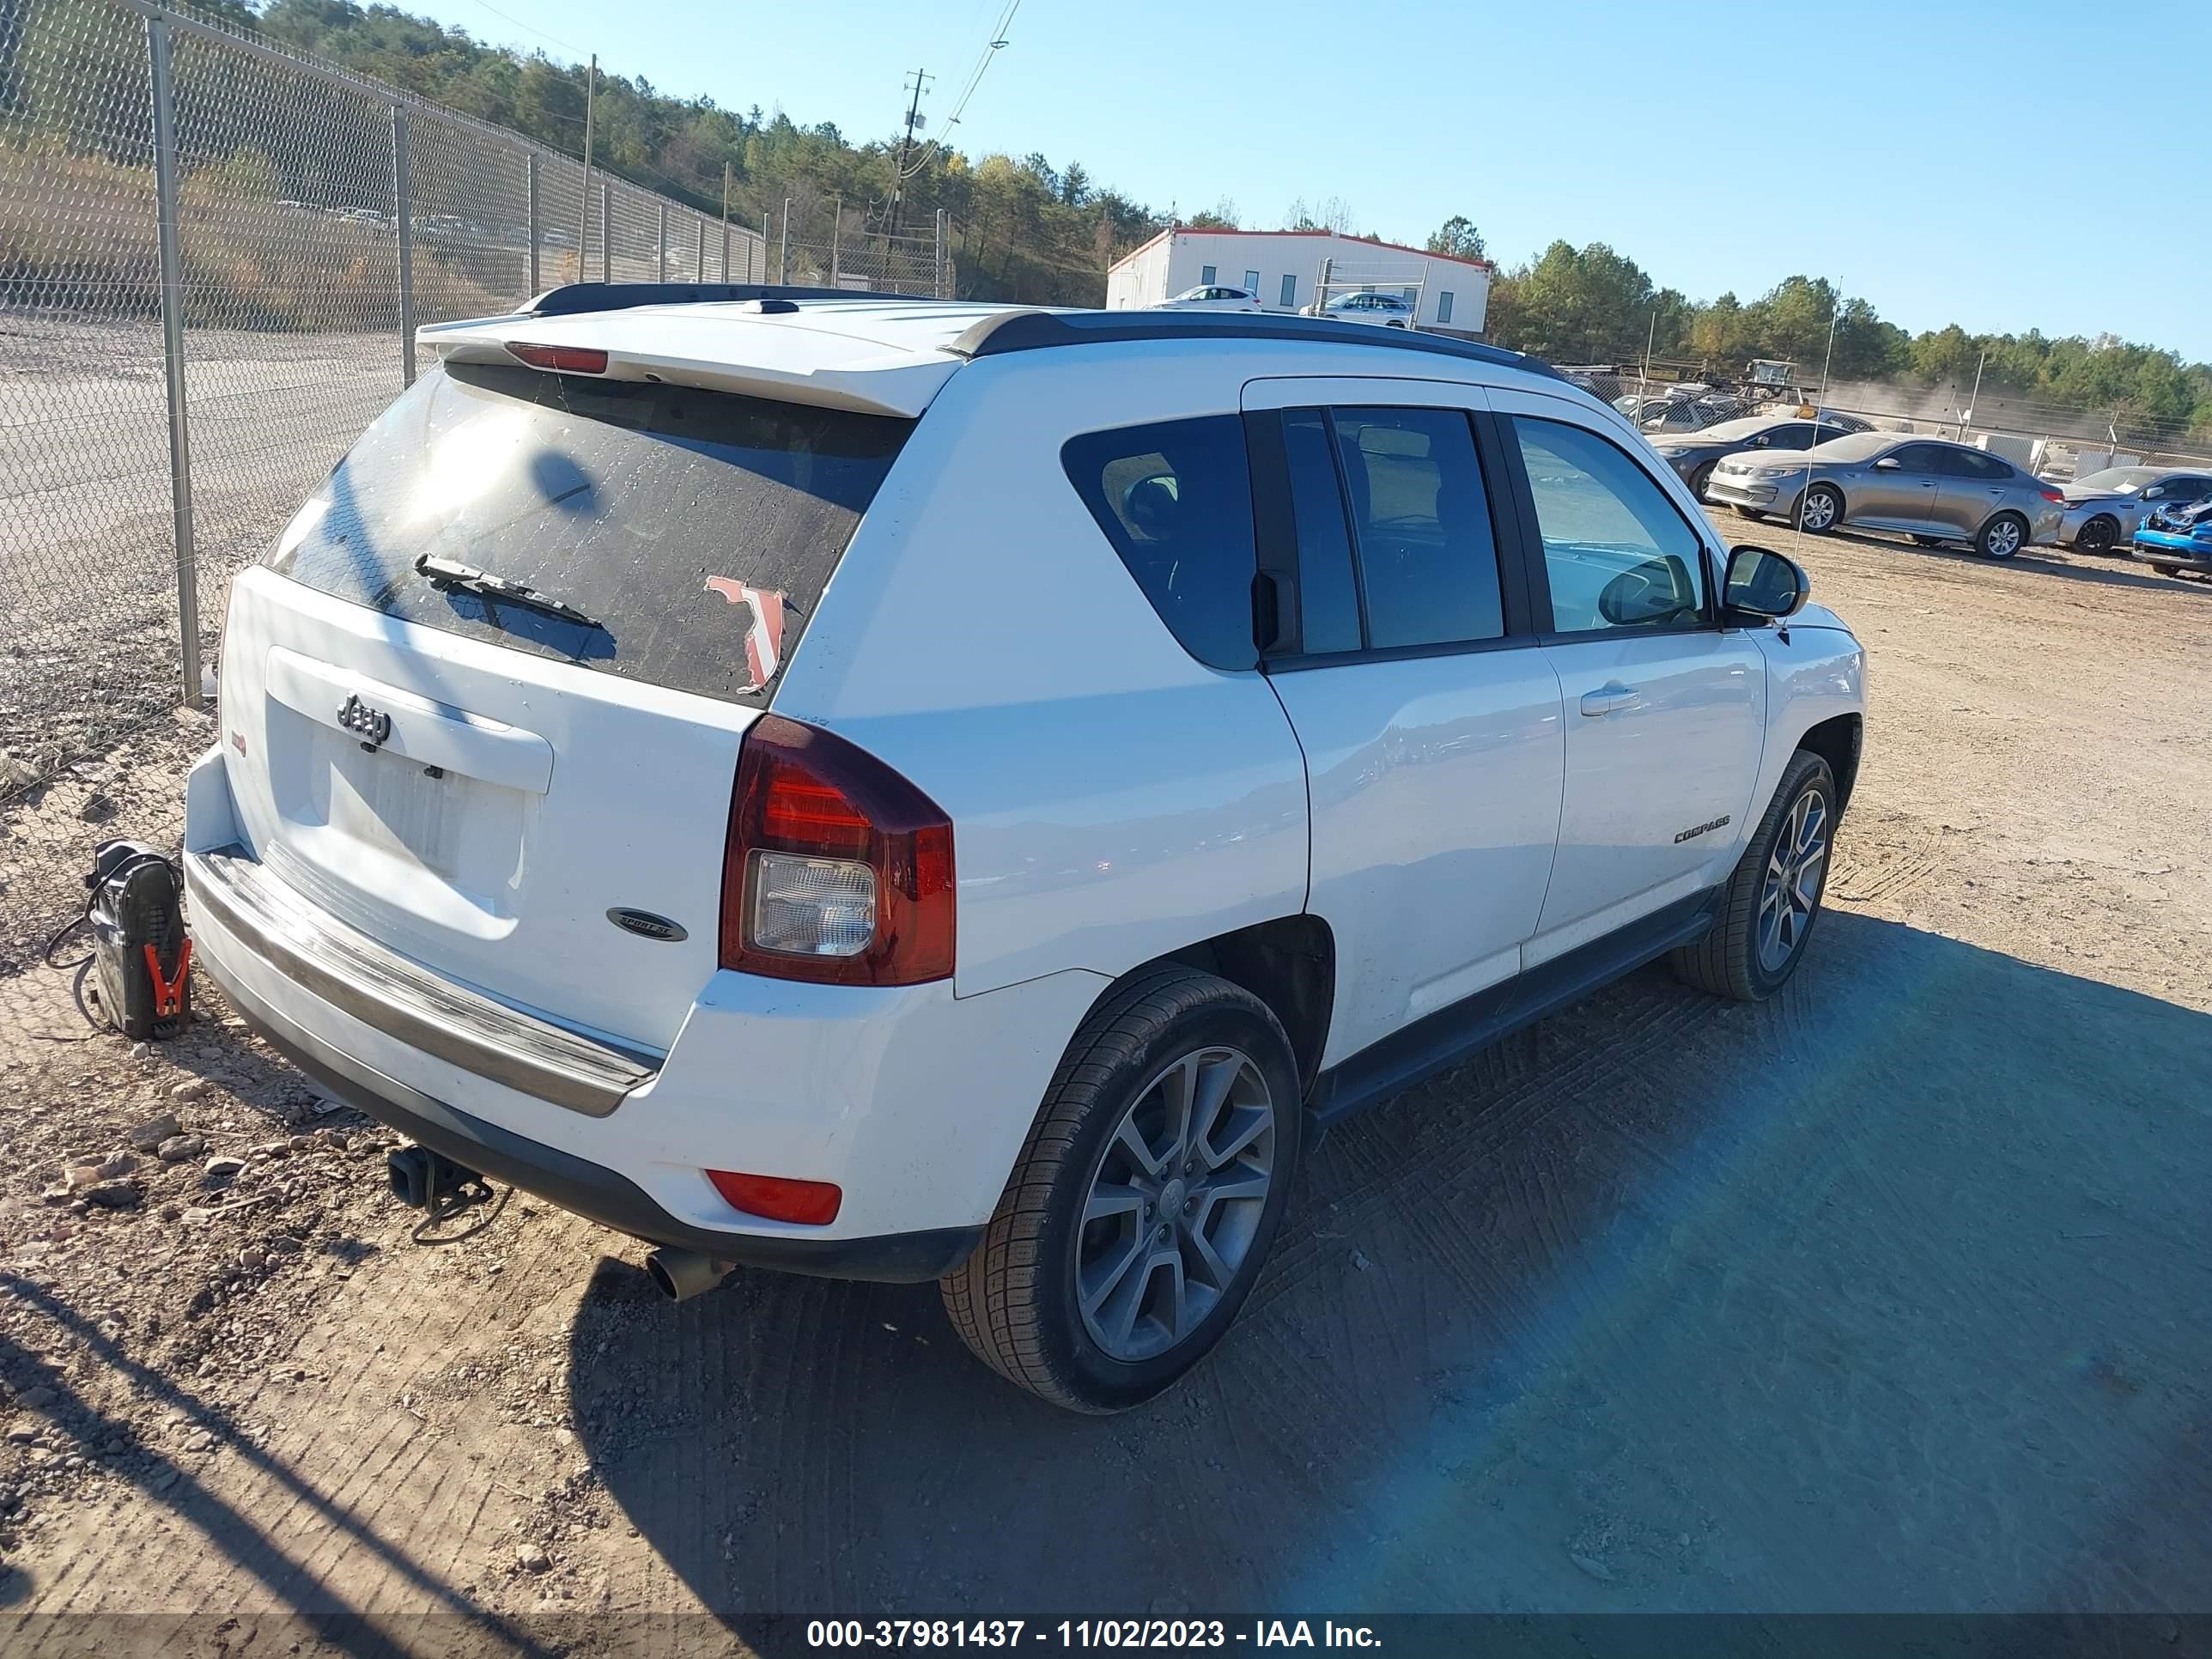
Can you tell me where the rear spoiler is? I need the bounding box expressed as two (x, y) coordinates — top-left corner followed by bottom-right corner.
(415, 286), (969, 418)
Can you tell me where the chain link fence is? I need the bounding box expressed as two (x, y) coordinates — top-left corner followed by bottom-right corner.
(0, 0), (789, 965)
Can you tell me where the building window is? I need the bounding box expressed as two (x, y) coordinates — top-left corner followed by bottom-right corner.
(1279, 273), (1297, 308)
(1437, 291), (1455, 325)
(1243, 269), (1261, 295)
(1200, 264), (1217, 285)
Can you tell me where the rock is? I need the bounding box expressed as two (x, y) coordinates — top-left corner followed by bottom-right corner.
(78, 792), (117, 823)
(169, 1079), (211, 1103)
(315, 1128), (350, 1152)
(158, 1134), (206, 1163)
(131, 1041), (153, 1060)
(4, 1423), (39, 1445)
(288, 1134), (314, 1152)
(516, 1545), (552, 1574)
(84, 1181), (141, 1210)
(39, 1186), (70, 1206)
(184, 1431), (215, 1454)
(18, 1388), (53, 1411)
(202, 1156), (246, 1188)
(1350, 1248), (1373, 1272)
(94, 1151), (135, 1180)
(150, 1468), (179, 1492)
(266, 1233), (303, 1255)
(128, 1115), (182, 1152)
(157, 1203), (182, 1222)
(237, 1247), (266, 1273)
(64, 1164), (103, 1191)
(1568, 1550), (1616, 1583)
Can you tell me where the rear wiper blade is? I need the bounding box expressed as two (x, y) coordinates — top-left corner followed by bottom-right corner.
(412, 554), (602, 630)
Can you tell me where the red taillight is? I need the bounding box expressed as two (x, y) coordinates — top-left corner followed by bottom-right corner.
(504, 341), (609, 374)
(2039, 487), (2064, 503)
(720, 715), (955, 986)
(708, 1169), (842, 1226)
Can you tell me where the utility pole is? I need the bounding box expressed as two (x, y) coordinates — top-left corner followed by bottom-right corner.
(886, 67), (931, 241)
(574, 53), (596, 282)
(721, 161), (732, 282)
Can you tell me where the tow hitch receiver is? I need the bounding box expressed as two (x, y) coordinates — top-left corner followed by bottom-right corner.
(386, 1145), (503, 1243)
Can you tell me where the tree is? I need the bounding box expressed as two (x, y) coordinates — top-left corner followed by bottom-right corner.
(1186, 196), (1238, 229)
(1283, 196), (1355, 234)
(1425, 216), (1486, 263)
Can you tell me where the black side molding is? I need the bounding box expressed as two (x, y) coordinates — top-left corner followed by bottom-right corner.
(945, 307), (1565, 380)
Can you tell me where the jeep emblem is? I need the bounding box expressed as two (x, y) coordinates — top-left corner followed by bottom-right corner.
(337, 693), (392, 750)
(606, 908), (687, 943)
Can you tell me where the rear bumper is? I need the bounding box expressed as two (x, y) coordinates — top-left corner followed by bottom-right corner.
(181, 744), (1109, 1276)
(203, 947), (981, 1281)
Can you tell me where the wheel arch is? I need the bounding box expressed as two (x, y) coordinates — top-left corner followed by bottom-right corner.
(1794, 712), (1863, 813)
(1097, 915), (1337, 1096)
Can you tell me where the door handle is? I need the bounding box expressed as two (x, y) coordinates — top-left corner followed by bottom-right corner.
(1580, 684), (1641, 716)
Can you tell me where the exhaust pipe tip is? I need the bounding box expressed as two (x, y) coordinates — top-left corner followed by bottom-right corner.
(645, 1248), (733, 1303)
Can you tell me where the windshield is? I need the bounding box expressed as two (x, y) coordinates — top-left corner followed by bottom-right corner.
(1804, 431), (1893, 461)
(2070, 466), (2161, 494)
(267, 362), (911, 705)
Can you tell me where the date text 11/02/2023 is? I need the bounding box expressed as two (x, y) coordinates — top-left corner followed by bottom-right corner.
(805, 1620), (1385, 1649)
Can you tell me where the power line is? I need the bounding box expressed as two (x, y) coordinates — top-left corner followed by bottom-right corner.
(451, 0), (592, 60)
(898, 0), (1021, 179)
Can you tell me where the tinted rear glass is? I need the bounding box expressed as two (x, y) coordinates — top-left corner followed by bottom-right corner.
(267, 363), (912, 706)
(1061, 416), (1260, 670)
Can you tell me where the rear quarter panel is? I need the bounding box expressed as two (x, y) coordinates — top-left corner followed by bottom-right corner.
(772, 345), (1312, 1000)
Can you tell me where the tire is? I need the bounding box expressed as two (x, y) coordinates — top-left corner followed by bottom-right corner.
(2075, 514), (2119, 556)
(1733, 506), (1766, 522)
(1689, 462), (1717, 502)
(1910, 534), (1946, 547)
(940, 966), (1303, 1413)
(1796, 484), (1844, 534)
(2151, 563), (2179, 577)
(1976, 512), (2027, 560)
(1669, 750), (1837, 1002)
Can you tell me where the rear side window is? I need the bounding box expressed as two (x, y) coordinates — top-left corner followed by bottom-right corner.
(268, 362), (911, 706)
(1061, 416), (1260, 670)
(1327, 407), (1504, 648)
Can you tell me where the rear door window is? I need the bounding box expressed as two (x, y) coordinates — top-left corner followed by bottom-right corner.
(1326, 407), (1504, 648)
(268, 362), (912, 706)
(1061, 416), (1261, 670)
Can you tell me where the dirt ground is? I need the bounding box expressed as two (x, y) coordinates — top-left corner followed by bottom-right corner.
(0, 519), (2206, 1648)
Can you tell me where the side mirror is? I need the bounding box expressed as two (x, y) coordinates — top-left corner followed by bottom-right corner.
(1724, 545), (1809, 621)
(1597, 556), (1699, 628)
(1872, 456), (1902, 471)
(2142, 488), (2165, 500)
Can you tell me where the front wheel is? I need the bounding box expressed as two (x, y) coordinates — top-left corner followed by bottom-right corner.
(1670, 750), (1836, 1002)
(1796, 484), (1843, 534)
(941, 967), (1302, 1413)
(1689, 462), (1717, 501)
(2075, 514), (2118, 556)
(1976, 513), (2027, 559)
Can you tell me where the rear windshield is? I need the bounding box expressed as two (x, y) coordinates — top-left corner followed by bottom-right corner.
(267, 362), (912, 706)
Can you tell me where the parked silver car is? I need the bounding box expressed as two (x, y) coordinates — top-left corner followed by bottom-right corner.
(2057, 466), (2212, 555)
(1705, 433), (2066, 559)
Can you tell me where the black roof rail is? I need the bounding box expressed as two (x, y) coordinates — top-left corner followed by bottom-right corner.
(943, 308), (1565, 380)
(523, 282), (967, 317)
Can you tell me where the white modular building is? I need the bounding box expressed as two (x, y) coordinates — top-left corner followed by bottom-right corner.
(1105, 227), (1492, 337)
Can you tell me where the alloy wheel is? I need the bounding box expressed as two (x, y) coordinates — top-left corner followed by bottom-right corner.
(1800, 489), (1838, 532)
(1757, 787), (1829, 975)
(1075, 1047), (1276, 1364)
(1984, 518), (2023, 558)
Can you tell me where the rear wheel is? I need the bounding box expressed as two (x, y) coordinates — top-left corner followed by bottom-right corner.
(941, 967), (1301, 1413)
(1977, 513), (2027, 559)
(1796, 484), (1843, 534)
(2075, 514), (2119, 556)
(1670, 750), (1835, 1002)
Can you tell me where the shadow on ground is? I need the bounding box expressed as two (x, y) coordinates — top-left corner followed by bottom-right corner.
(568, 913), (2212, 1632)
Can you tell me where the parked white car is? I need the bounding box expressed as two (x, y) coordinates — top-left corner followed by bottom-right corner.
(184, 292), (1866, 1412)
(1154, 283), (1262, 313)
(1306, 290), (1417, 327)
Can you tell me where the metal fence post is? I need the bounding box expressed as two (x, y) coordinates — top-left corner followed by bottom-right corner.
(696, 216), (706, 283)
(392, 107), (414, 386)
(934, 210), (946, 298)
(721, 220), (731, 282)
(656, 201), (667, 282)
(526, 152), (539, 295)
(600, 181), (611, 283)
(779, 198), (789, 284)
(145, 13), (200, 708)
(760, 214), (769, 283)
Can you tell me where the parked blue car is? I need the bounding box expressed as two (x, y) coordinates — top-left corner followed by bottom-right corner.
(2130, 500), (2212, 577)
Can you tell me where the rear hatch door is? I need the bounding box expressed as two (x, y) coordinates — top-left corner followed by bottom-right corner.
(218, 350), (915, 1051)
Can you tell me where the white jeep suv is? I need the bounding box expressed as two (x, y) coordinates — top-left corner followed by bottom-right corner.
(183, 287), (1865, 1413)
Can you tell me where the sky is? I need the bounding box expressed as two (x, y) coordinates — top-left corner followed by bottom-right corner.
(422, 0), (2212, 360)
